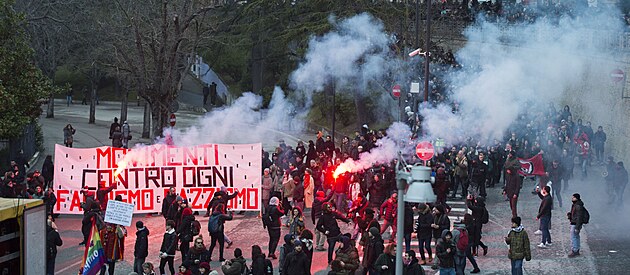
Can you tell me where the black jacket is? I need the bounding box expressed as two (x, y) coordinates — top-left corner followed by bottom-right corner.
(185, 246), (211, 274)
(162, 194), (177, 218)
(569, 200), (585, 230)
(264, 205), (285, 229)
(311, 192), (333, 224)
(415, 211), (434, 240)
(134, 227), (149, 258)
(178, 215), (195, 242)
(316, 210), (350, 238)
(363, 235), (384, 267)
(403, 258), (425, 275)
(537, 193), (552, 219)
(466, 199), (486, 224)
(251, 253), (268, 275)
(46, 225), (63, 259)
(160, 229), (178, 255)
(436, 235), (455, 268)
(282, 250), (310, 275)
(432, 214), (450, 239)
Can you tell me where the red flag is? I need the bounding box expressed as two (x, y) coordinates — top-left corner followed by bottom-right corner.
(518, 153), (546, 176)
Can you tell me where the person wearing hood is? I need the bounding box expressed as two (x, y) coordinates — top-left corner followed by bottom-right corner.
(279, 234), (295, 274)
(374, 243), (396, 275)
(436, 229), (456, 275)
(312, 190), (334, 251)
(178, 264), (193, 275)
(185, 236), (210, 275)
(282, 239), (311, 275)
(316, 202), (351, 264)
(415, 203), (433, 265)
(208, 203), (233, 262)
(362, 227), (384, 274)
(263, 196), (285, 259)
(197, 262), (211, 275)
(505, 216), (531, 275)
(567, 193), (585, 258)
(403, 250), (425, 275)
(288, 206), (306, 236)
(431, 205), (451, 251)
(178, 207), (195, 261)
(221, 248), (247, 275)
(357, 207), (377, 248)
(41, 155), (54, 189)
(134, 221), (150, 274)
(334, 235), (359, 274)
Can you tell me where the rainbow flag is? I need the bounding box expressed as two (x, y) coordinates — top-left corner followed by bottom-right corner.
(80, 222), (106, 275)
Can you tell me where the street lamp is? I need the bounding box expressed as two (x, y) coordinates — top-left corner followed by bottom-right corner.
(394, 154), (436, 275)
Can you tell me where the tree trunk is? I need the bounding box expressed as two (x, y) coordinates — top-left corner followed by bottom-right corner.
(142, 102), (151, 139)
(150, 102), (169, 138)
(46, 93), (54, 118)
(120, 81), (128, 122)
(89, 83), (96, 124)
(354, 93), (368, 129)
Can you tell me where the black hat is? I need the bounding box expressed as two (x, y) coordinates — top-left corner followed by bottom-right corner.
(136, 221), (144, 228)
(572, 193), (581, 200)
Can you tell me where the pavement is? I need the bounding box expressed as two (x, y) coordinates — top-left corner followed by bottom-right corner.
(35, 99), (630, 274)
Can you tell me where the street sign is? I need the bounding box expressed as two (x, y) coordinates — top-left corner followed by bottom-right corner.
(169, 113), (176, 127)
(415, 141), (434, 161)
(611, 69), (625, 83)
(410, 82), (420, 94)
(392, 84), (401, 98)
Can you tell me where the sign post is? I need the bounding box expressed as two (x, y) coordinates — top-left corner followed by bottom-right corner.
(392, 84), (401, 98)
(611, 69), (625, 83)
(415, 141), (434, 165)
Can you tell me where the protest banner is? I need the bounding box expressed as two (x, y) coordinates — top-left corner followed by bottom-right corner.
(53, 143), (262, 214)
(104, 200), (135, 226)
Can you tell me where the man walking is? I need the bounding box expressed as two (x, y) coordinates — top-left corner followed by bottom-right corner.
(567, 193), (585, 257)
(505, 216), (531, 275)
(504, 150), (521, 218)
(316, 202), (350, 264)
(536, 186), (553, 248)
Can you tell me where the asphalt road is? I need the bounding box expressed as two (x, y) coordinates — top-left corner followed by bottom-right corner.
(35, 100), (630, 274)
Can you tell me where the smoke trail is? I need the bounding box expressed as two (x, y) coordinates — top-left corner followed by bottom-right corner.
(334, 122), (413, 177)
(420, 7), (625, 146)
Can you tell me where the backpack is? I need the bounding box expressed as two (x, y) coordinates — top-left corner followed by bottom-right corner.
(191, 220), (201, 236)
(582, 206), (590, 224)
(455, 227), (469, 251)
(208, 214), (220, 233)
(264, 258), (273, 275)
(481, 208), (489, 224)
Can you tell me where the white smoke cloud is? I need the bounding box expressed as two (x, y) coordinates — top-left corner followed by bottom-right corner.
(290, 13), (395, 103)
(420, 8), (625, 146)
(334, 122), (412, 176)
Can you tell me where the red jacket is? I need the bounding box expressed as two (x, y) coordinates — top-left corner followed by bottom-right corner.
(379, 199), (397, 222)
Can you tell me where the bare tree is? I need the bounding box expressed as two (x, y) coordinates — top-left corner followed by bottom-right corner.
(94, 0), (219, 138)
(15, 0), (86, 118)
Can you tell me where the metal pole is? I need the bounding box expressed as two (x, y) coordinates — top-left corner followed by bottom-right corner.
(424, 0), (431, 103)
(395, 180), (405, 275)
(415, 0), (419, 48)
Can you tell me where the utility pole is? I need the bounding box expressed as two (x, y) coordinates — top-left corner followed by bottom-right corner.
(424, 0), (431, 104)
